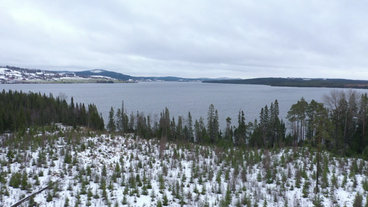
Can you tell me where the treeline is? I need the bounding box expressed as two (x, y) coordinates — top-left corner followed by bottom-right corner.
(287, 90), (368, 157)
(0, 90), (104, 133)
(3, 89), (368, 157)
(108, 90), (368, 157)
(204, 78), (368, 89)
(107, 100), (287, 149)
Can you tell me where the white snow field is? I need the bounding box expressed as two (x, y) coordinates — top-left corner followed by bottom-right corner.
(1, 127), (367, 207)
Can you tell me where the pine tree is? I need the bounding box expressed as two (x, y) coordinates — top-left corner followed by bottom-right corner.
(187, 112), (194, 142)
(302, 181), (310, 198)
(29, 195), (37, 206)
(225, 185), (232, 206)
(194, 119), (200, 143)
(157, 199), (163, 207)
(201, 184), (207, 195)
(207, 104), (219, 144)
(9, 172), (21, 188)
(266, 168), (273, 184)
(321, 162), (329, 189)
(237, 110), (246, 146)
(159, 174), (165, 190)
(107, 107), (116, 132)
(64, 197), (70, 207)
(353, 192), (363, 207)
(225, 117), (232, 142)
(162, 193), (169, 206)
(102, 164), (107, 177)
(295, 169), (301, 188)
(46, 191), (53, 202)
(116, 108), (123, 133)
(21, 171), (28, 190)
(176, 116), (184, 140)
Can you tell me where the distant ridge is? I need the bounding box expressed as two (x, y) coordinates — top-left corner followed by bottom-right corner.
(75, 69), (133, 80)
(75, 69), (214, 81)
(1, 65), (220, 82)
(203, 77), (368, 89)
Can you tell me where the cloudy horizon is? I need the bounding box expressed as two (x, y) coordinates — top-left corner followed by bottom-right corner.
(1, 0), (368, 79)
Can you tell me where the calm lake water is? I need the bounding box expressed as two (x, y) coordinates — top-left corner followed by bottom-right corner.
(2, 82), (367, 129)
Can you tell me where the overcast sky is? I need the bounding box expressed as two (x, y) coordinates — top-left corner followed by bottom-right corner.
(1, 0), (368, 79)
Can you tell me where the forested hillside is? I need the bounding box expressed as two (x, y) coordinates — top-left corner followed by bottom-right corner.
(203, 78), (368, 89)
(0, 90), (105, 133)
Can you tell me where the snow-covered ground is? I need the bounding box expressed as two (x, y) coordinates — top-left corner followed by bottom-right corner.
(0, 67), (119, 83)
(1, 128), (367, 206)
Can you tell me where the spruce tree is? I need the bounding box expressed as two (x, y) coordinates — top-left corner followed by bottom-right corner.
(21, 171), (28, 190)
(207, 104), (219, 144)
(107, 107), (116, 132)
(162, 193), (169, 206)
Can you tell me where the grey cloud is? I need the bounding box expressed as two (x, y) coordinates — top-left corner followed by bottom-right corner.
(1, 0), (368, 79)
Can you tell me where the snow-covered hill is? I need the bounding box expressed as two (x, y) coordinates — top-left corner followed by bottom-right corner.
(1, 127), (367, 206)
(90, 69), (103, 73)
(0, 67), (125, 83)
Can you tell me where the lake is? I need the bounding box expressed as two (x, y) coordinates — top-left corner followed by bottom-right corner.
(2, 82), (367, 130)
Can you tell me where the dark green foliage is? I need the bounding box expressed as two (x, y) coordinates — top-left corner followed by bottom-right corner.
(0, 90), (104, 133)
(159, 174), (165, 190)
(257, 172), (262, 182)
(353, 192), (363, 207)
(157, 199), (163, 207)
(224, 185), (232, 206)
(4, 87), (368, 169)
(201, 184), (206, 195)
(312, 194), (323, 207)
(9, 172), (22, 188)
(115, 163), (121, 175)
(136, 174), (142, 187)
(266, 169), (273, 184)
(142, 184), (149, 195)
(204, 77), (368, 88)
(29, 195), (37, 206)
(321, 165), (329, 189)
(248, 100), (285, 148)
(107, 107), (116, 132)
(107, 100), (285, 149)
(295, 170), (301, 188)
(207, 104), (219, 144)
(21, 171), (28, 190)
(6, 150), (15, 164)
(302, 181), (310, 198)
(362, 179), (368, 191)
(162, 193), (169, 206)
(102, 165), (107, 177)
(46, 191), (53, 202)
(64, 150), (72, 164)
(234, 111), (246, 146)
(331, 173), (338, 189)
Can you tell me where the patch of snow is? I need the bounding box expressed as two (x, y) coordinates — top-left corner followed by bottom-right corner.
(91, 69), (103, 73)
(1, 129), (367, 207)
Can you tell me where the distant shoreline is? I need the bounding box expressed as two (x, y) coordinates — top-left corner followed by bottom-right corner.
(0, 80), (135, 84)
(203, 78), (368, 89)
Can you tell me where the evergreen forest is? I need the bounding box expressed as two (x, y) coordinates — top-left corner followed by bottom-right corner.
(2, 89), (368, 157)
(0, 89), (105, 134)
(2, 89), (368, 206)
